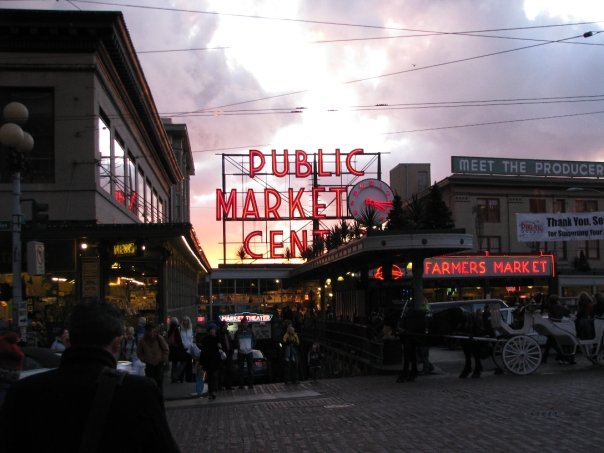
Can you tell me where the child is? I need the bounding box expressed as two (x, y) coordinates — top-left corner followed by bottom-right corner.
(307, 342), (322, 383)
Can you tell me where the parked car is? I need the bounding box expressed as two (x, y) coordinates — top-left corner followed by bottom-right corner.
(231, 349), (271, 382)
(429, 299), (514, 325)
(20, 346), (61, 379)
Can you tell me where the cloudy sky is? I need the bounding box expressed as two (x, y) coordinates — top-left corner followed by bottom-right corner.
(3, 0), (604, 267)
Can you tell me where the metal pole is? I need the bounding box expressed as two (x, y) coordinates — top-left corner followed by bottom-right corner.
(12, 165), (25, 337)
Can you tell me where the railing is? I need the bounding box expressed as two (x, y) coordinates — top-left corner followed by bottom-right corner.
(300, 318), (391, 368)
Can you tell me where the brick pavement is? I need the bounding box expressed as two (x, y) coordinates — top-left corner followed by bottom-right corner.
(164, 348), (604, 452)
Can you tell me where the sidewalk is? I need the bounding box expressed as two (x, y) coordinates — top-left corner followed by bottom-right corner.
(163, 346), (592, 407)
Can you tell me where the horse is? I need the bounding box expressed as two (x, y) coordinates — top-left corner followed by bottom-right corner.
(396, 306), (492, 382)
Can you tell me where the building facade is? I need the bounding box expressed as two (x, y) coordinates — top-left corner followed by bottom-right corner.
(0, 9), (210, 339)
(390, 160), (604, 305)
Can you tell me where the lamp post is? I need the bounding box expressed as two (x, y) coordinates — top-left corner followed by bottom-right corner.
(0, 102), (34, 336)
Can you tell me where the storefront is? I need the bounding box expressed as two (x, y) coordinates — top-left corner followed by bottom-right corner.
(0, 221), (210, 345)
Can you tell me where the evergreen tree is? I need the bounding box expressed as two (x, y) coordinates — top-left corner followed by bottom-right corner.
(386, 194), (409, 230)
(420, 184), (455, 229)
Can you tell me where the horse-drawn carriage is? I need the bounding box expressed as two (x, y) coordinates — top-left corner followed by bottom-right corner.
(399, 300), (604, 379)
(487, 303), (604, 375)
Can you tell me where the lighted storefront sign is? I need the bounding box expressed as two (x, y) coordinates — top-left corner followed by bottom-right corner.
(218, 312), (273, 323)
(113, 242), (137, 256)
(217, 149), (384, 261)
(424, 255), (555, 278)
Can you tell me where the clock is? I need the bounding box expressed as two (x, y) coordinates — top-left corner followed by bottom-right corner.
(347, 178), (394, 224)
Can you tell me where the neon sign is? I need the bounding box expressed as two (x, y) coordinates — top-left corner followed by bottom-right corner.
(219, 312), (273, 323)
(217, 149), (383, 261)
(424, 255), (555, 278)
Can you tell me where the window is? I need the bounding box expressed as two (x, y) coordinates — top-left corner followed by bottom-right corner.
(137, 168), (145, 222)
(127, 155), (137, 214)
(113, 136), (125, 204)
(151, 190), (158, 223)
(476, 198), (500, 223)
(145, 179), (152, 223)
(98, 113), (111, 193)
(576, 199), (598, 213)
(552, 199), (567, 260)
(158, 198), (165, 223)
(529, 198), (546, 213)
(478, 236), (501, 253)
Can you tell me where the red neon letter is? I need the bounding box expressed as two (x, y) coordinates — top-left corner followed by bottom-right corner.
(290, 230), (308, 258)
(216, 188), (237, 220)
(295, 150), (312, 178)
(272, 149), (289, 177)
(270, 230), (284, 258)
(345, 148), (364, 176)
(329, 187), (347, 217)
(244, 231), (263, 259)
(317, 149), (331, 177)
(264, 188), (282, 219)
(242, 189), (260, 219)
(312, 187), (326, 219)
(249, 149), (265, 178)
(288, 188), (306, 219)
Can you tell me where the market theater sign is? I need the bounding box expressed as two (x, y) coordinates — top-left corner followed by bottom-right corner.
(216, 148), (382, 260)
(423, 255), (555, 278)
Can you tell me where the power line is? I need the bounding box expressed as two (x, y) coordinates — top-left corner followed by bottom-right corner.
(383, 109), (604, 135)
(71, 0), (604, 36)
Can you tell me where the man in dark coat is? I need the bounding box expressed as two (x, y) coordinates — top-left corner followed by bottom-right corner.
(0, 301), (181, 453)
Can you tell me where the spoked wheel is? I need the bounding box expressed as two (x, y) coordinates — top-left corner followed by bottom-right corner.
(502, 335), (542, 375)
(491, 339), (507, 372)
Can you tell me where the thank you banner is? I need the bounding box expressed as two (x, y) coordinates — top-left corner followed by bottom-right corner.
(516, 212), (604, 242)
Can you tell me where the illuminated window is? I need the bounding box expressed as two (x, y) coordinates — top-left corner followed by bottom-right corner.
(137, 168), (145, 222)
(98, 113), (111, 194)
(476, 198), (500, 223)
(114, 136), (125, 204)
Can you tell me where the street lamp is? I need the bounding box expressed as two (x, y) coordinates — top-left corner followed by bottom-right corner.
(0, 102), (34, 336)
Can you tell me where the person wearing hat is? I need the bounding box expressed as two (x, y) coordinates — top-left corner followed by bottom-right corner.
(200, 323), (221, 400)
(0, 331), (24, 407)
(234, 316), (256, 389)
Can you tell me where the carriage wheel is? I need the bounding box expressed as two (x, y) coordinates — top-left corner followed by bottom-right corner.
(491, 339), (507, 371)
(502, 335), (542, 375)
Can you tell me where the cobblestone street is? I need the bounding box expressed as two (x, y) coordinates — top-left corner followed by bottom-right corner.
(164, 350), (604, 452)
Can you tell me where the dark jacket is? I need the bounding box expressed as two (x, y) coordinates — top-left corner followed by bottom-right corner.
(200, 334), (221, 372)
(0, 346), (180, 453)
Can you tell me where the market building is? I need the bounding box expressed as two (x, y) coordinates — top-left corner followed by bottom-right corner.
(390, 157), (604, 306)
(0, 9), (210, 341)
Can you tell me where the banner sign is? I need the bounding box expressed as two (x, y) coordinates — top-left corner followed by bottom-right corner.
(424, 255), (554, 278)
(452, 156), (604, 178)
(516, 212), (604, 242)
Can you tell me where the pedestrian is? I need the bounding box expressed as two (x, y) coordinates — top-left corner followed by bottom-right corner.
(200, 323), (221, 400)
(283, 325), (300, 384)
(217, 320), (233, 390)
(179, 316), (194, 382)
(234, 316), (256, 389)
(0, 331), (24, 407)
(0, 301), (181, 453)
(166, 317), (187, 383)
(135, 316), (146, 342)
(50, 328), (70, 352)
(137, 322), (170, 394)
(120, 326), (138, 361)
(307, 342), (322, 383)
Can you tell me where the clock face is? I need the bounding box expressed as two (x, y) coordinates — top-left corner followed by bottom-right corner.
(347, 178), (394, 224)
